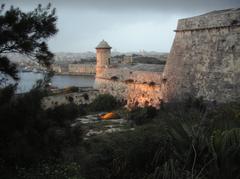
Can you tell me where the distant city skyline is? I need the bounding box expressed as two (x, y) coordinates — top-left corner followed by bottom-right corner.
(1, 0), (239, 53)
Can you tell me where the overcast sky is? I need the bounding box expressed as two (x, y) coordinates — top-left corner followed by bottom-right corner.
(1, 0), (240, 53)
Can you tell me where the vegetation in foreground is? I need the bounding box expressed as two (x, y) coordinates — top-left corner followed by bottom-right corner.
(0, 89), (240, 179)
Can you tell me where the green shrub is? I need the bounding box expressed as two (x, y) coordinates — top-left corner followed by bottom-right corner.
(207, 102), (240, 131)
(2, 87), (240, 179)
(127, 106), (157, 125)
(89, 94), (118, 112)
(0, 87), (83, 175)
(16, 161), (84, 179)
(184, 96), (207, 112)
(79, 125), (168, 179)
(77, 101), (240, 179)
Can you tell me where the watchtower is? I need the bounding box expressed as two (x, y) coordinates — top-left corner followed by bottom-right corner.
(96, 40), (111, 68)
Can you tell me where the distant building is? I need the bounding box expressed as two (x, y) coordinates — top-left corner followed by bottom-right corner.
(51, 63), (95, 75)
(68, 64), (96, 75)
(51, 64), (62, 73)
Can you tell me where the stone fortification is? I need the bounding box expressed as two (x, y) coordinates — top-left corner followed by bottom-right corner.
(163, 8), (240, 102)
(95, 64), (165, 108)
(42, 88), (99, 109)
(94, 8), (240, 107)
(94, 40), (165, 108)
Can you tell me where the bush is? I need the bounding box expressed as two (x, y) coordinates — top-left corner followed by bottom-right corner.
(79, 125), (167, 179)
(127, 106), (157, 125)
(77, 101), (240, 179)
(2, 87), (240, 179)
(207, 102), (240, 131)
(89, 94), (118, 112)
(0, 87), (83, 176)
(184, 96), (207, 112)
(15, 161), (84, 179)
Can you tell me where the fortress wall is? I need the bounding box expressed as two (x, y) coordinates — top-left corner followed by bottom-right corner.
(163, 9), (240, 102)
(94, 67), (164, 108)
(177, 9), (240, 30)
(127, 83), (162, 108)
(96, 67), (163, 84)
(94, 78), (128, 99)
(42, 90), (99, 109)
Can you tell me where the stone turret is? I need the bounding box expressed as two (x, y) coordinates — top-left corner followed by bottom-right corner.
(95, 40), (111, 80)
(94, 40), (111, 89)
(96, 40), (111, 68)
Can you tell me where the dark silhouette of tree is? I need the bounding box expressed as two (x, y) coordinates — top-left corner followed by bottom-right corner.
(0, 3), (58, 82)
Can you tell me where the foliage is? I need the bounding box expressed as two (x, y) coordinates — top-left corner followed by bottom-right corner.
(127, 106), (157, 125)
(0, 3), (57, 82)
(208, 102), (240, 131)
(0, 87), (83, 177)
(0, 3), (84, 179)
(79, 125), (167, 179)
(211, 128), (240, 179)
(1, 90), (240, 179)
(16, 161), (83, 179)
(0, 83), (16, 103)
(89, 94), (118, 112)
(75, 101), (240, 179)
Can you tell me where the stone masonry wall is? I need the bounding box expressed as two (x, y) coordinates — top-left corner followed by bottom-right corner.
(94, 66), (164, 108)
(163, 8), (240, 102)
(42, 89), (99, 109)
(96, 65), (163, 84)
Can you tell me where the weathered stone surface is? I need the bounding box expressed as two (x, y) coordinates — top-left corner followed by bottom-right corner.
(163, 8), (240, 102)
(177, 8), (240, 31)
(42, 89), (99, 109)
(94, 64), (164, 108)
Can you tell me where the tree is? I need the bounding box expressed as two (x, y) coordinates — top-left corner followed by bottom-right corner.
(0, 3), (58, 84)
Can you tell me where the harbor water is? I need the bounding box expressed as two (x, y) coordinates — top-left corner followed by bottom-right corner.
(17, 72), (95, 93)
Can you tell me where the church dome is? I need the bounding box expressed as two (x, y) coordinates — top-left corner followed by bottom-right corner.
(96, 40), (112, 49)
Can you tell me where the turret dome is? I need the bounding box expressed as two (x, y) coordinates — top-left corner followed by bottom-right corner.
(96, 40), (112, 49)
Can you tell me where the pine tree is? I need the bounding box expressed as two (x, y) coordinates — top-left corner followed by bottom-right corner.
(0, 3), (58, 83)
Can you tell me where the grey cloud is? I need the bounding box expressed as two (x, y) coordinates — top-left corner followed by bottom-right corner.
(1, 0), (239, 53)
(2, 0), (240, 13)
